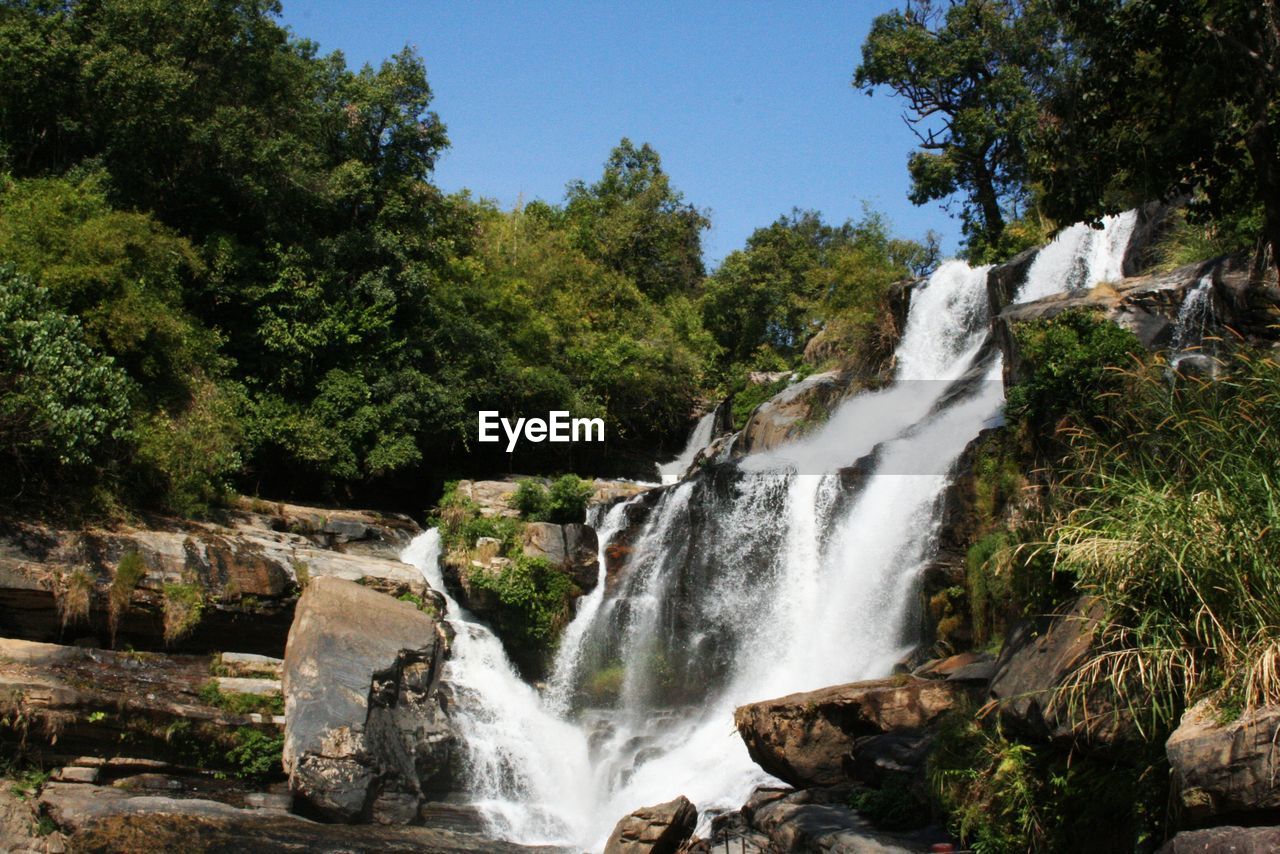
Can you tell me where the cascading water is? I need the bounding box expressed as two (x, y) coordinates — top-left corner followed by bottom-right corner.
(657, 408), (720, 484)
(1170, 275), (1218, 372)
(1015, 210), (1138, 303)
(396, 214), (1139, 850)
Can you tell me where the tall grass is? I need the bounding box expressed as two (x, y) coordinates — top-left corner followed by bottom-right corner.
(1044, 353), (1280, 727)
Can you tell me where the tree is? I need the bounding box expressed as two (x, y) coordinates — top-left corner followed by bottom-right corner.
(855, 0), (1062, 260)
(565, 139), (709, 300)
(1037, 0), (1280, 280)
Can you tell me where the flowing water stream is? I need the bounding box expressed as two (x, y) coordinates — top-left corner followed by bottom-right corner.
(398, 212), (1140, 850)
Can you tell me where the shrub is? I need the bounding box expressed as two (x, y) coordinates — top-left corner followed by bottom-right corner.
(848, 783), (928, 831)
(1044, 355), (1280, 727)
(545, 474), (593, 524)
(108, 552), (147, 642)
(468, 554), (577, 673)
(161, 583), (204, 645)
(1004, 310), (1142, 427)
(225, 727), (284, 782)
(511, 479), (549, 519)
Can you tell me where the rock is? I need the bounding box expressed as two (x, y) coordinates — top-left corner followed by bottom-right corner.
(0, 637), (280, 768)
(988, 596), (1130, 746)
(604, 795), (698, 854)
(0, 508), (428, 656)
(1166, 700), (1280, 823)
(844, 734), (934, 789)
(216, 651), (283, 679)
(454, 478), (651, 520)
(913, 652), (995, 683)
(282, 576), (456, 824)
(522, 522), (599, 592)
(744, 786), (951, 853)
(734, 677), (977, 788)
(38, 782), (545, 852)
(231, 498), (422, 559)
(51, 767), (99, 784)
(737, 371), (852, 455)
(213, 676), (281, 696)
(1159, 825), (1280, 853)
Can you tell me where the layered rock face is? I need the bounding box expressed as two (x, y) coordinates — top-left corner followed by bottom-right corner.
(0, 504), (426, 655)
(282, 576), (456, 824)
(1166, 700), (1280, 824)
(603, 795), (697, 854)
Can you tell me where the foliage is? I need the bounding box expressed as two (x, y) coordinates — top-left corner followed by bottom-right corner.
(848, 783), (928, 831)
(855, 0), (1063, 258)
(0, 267), (131, 487)
(967, 532), (1014, 649)
(1151, 206), (1261, 273)
(224, 726), (284, 783)
(1004, 309), (1143, 426)
(467, 554), (577, 671)
(564, 138), (708, 300)
(161, 582), (204, 645)
(1043, 355), (1280, 726)
(433, 484), (523, 555)
(510, 475), (593, 525)
(929, 712), (1166, 853)
(1036, 0), (1280, 279)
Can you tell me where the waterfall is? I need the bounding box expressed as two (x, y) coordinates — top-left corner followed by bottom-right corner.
(396, 214), (1139, 850)
(1015, 210), (1138, 303)
(1170, 274), (1218, 372)
(657, 408), (719, 484)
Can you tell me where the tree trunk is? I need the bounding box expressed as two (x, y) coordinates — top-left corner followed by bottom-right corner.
(1246, 115), (1280, 284)
(972, 154), (1005, 250)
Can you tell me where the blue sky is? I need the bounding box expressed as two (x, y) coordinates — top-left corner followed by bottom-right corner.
(280, 1), (961, 267)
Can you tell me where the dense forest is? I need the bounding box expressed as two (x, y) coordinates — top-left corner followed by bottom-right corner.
(1, 0), (1273, 519)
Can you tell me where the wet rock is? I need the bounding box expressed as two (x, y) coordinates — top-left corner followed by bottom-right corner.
(734, 677), (977, 788)
(988, 596), (1131, 746)
(604, 795), (698, 854)
(1158, 825), (1280, 853)
(282, 577), (456, 824)
(521, 521), (599, 592)
(1166, 700), (1280, 823)
(745, 786), (951, 853)
(737, 371), (852, 455)
(912, 652), (995, 683)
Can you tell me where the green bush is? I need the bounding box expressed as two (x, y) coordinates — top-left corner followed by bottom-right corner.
(509, 475), (592, 524)
(225, 727), (284, 783)
(848, 783), (928, 831)
(0, 267), (131, 485)
(1005, 310), (1142, 427)
(197, 681), (284, 716)
(469, 554), (577, 671)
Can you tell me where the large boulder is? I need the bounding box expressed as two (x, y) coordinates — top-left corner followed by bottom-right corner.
(988, 596), (1131, 746)
(734, 677), (976, 788)
(1166, 700), (1280, 823)
(736, 371), (852, 455)
(1159, 825), (1280, 853)
(282, 577), (456, 824)
(603, 795), (698, 854)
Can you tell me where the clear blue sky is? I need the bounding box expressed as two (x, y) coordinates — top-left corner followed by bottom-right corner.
(280, 1), (961, 267)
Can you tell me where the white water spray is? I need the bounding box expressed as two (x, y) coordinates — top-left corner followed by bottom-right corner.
(1016, 210), (1138, 303)
(658, 409), (719, 484)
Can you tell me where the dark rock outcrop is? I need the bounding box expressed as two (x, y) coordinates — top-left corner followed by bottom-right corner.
(282, 577), (456, 824)
(734, 677), (978, 788)
(521, 521), (599, 592)
(1166, 700), (1280, 824)
(988, 596), (1131, 746)
(603, 795), (698, 854)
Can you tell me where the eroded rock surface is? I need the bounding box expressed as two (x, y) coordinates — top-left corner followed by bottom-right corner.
(603, 794), (697, 854)
(1166, 700), (1280, 823)
(282, 577), (456, 824)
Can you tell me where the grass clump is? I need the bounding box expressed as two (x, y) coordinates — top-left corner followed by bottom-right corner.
(1042, 354), (1280, 728)
(57, 568), (94, 629)
(197, 680), (284, 716)
(108, 552), (147, 642)
(161, 582), (204, 645)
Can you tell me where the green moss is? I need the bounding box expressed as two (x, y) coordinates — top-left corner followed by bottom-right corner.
(197, 680), (283, 716)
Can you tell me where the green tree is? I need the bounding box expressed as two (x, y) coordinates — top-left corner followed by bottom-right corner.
(565, 139), (709, 300)
(855, 0), (1062, 260)
(1037, 0), (1280, 279)
(0, 267), (131, 487)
